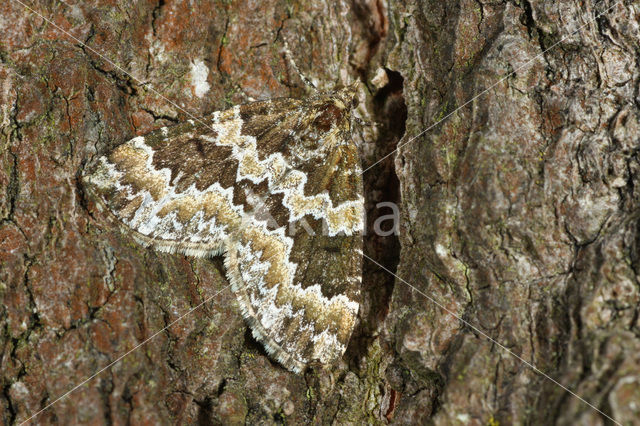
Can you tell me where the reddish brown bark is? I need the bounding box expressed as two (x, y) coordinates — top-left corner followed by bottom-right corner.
(1, 0), (638, 424)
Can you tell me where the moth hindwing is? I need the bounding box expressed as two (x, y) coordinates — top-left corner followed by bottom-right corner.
(83, 83), (364, 373)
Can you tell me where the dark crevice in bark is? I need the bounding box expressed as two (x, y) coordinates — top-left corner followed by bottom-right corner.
(2, 87), (21, 224)
(242, 326), (269, 361)
(2, 253), (38, 423)
(8, 1), (639, 423)
(80, 44), (138, 97)
(2, 377), (17, 426)
(140, 107), (180, 125)
(151, 0), (165, 37)
(22, 255), (40, 331)
(75, 159), (98, 222)
(121, 382), (134, 424)
(348, 67), (405, 365)
(519, 0), (539, 42)
(1, 150), (19, 224)
(273, 18), (287, 45)
(99, 376), (114, 426)
(196, 396), (215, 426)
(384, 387), (400, 421)
(1, 1), (395, 424)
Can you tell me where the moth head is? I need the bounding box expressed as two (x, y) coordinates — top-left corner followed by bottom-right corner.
(312, 81), (360, 133)
(333, 80), (360, 110)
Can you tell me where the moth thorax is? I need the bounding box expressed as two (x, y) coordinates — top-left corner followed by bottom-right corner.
(313, 102), (349, 133)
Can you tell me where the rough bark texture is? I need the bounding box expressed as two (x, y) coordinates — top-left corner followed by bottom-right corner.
(0, 0), (638, 425)
(385, 0), (640, 424)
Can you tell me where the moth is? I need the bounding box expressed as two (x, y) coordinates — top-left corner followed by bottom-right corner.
(83, 82), (364, 373)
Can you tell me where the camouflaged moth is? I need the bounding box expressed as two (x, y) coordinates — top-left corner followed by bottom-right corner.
(83, 82), (364, 373)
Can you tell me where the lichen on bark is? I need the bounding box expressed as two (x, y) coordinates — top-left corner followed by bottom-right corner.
(1, 0), (639, 425)
(384, 0), (640, 424)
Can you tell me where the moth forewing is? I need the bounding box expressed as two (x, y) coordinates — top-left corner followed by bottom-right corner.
(83, 84), (364, 372)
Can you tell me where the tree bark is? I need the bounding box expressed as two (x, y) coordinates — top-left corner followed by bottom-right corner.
(384, 0), (640, 424)
(0, 0), (638, 424)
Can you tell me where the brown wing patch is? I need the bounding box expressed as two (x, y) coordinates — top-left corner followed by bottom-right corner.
(152, 135), (237, 191)
(84, 86), (363, 373)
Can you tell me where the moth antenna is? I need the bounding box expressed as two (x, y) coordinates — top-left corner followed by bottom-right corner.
(282, 39), (318, 92)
